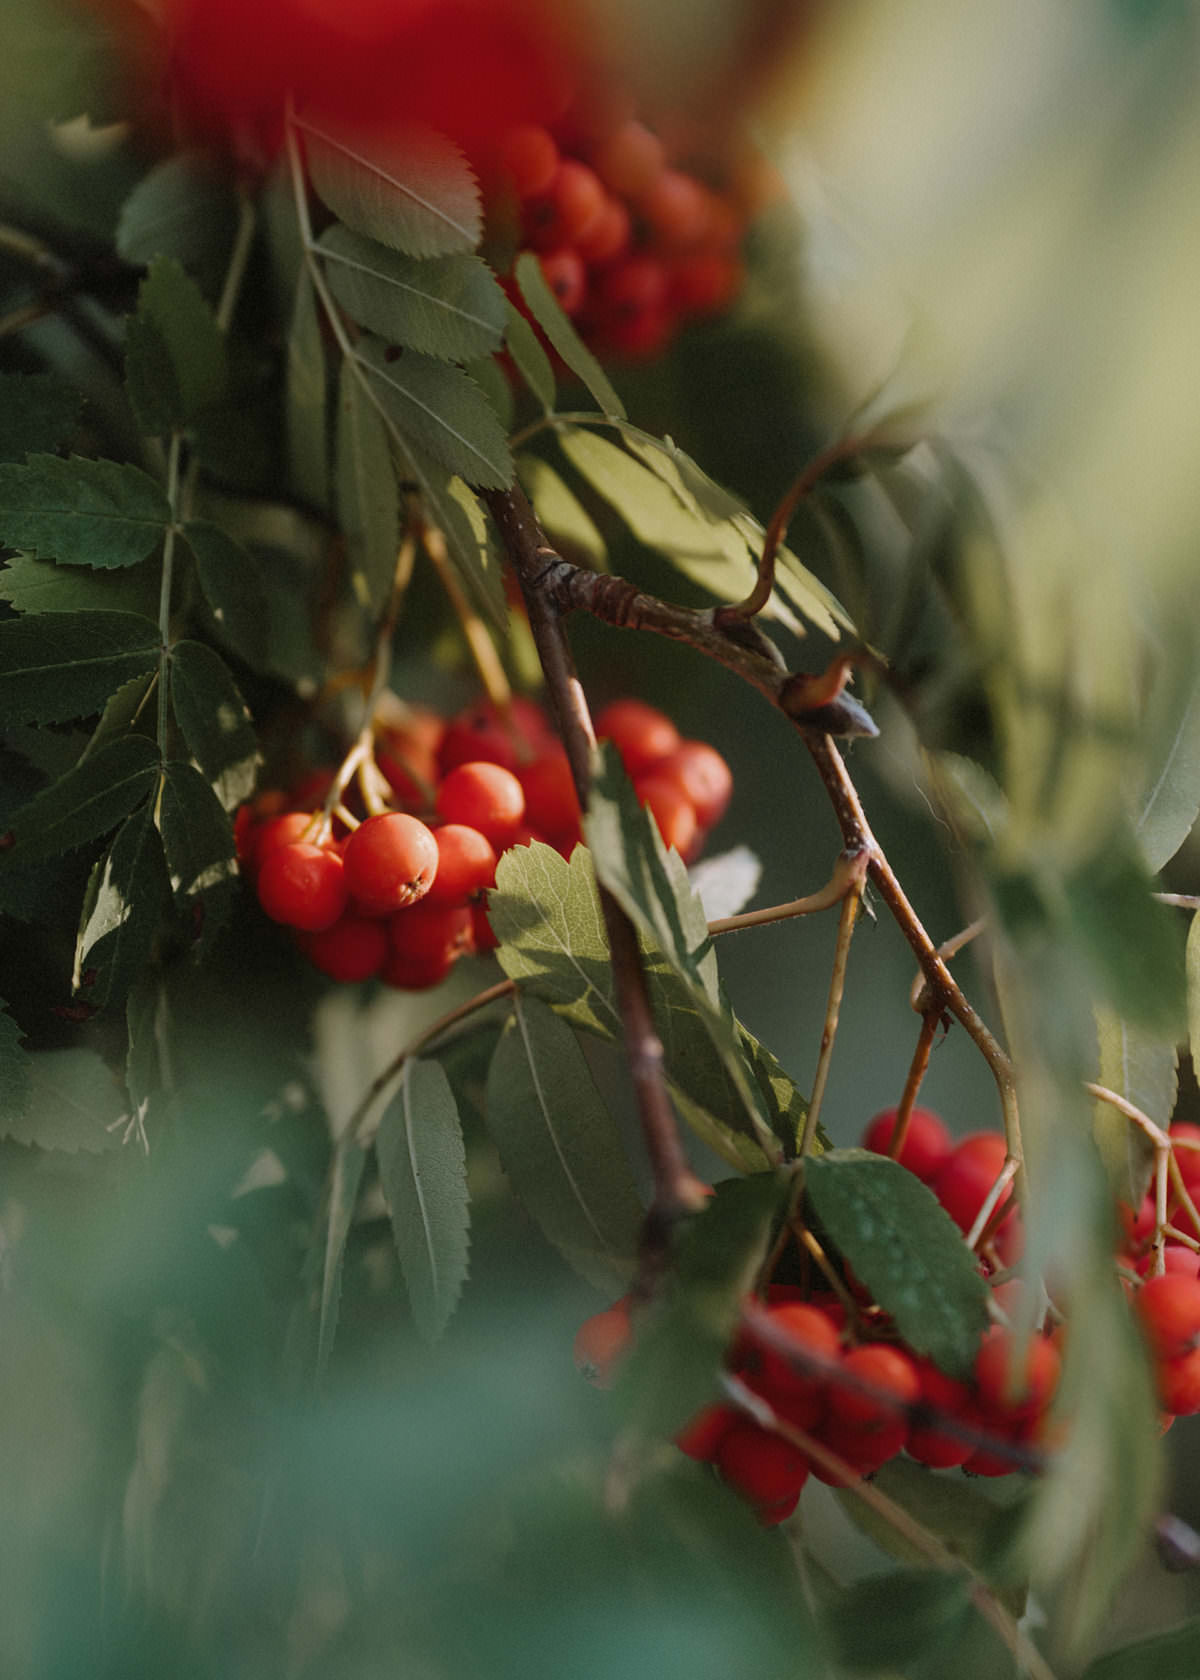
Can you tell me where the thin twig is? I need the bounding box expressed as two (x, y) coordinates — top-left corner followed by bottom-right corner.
(418, 516), (512, 711)
(800, 857), (867, 1155)
(909, 918), (987, 1011)
(889, 1011), (941, 1162)
(707, 850), (864, 936)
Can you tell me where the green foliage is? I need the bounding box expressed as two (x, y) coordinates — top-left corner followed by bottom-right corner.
(484, 994), (643, 1291)
(0, 550), (158, 617)
(0, 455), (169, 568)
(0, 370), (80, 463)
(1082, 1618), (1200, 1680)
(317, 1136), (368, 1375)
(504, 299), (556, 414)
(75, 800), (170, 1010)
(2, 734), (160, 863)
(115, 151), (238, 278)
(124, 257), (227, 436)
(302, 118), (482, 257)
(167, 640), (259, 810)
(1134, 666), (1200, 873)
(804, 1150), (991, 1379)
(375, 1056), (470, 1342)
(156, 761), (238, 953)
(0, 1000), (31, 1123)
(514, 251), (625, 419)
(283, 265), (331, 508)
(1092, 1005), (1176, 1208)
(3, 1045), (126, 1150)
(1189, 911), (1200, 1071)
(517, 453), (608, 569)
(335, 358), (401, 616)
(320, 223), (507, 361)
(182, 520), (269, 668)
(355, 334), (513, 489)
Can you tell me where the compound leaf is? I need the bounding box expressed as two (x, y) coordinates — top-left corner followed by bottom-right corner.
(356, 335), (512, 489)
(157, 760), (238, 953)
(515, 251), (624, 418)
(0, 552), (158, 618)
(335, 358), (400, 617)
(168, 639), (259, 810)
(183, 519), (269, 667)
(0, 456), (169, 569)
(504, 299), (555, 414)
(124, 257), (227, 436)
(3, 1046), (126, 1152)
(2, 734), (161, 864)
(321, 223), (506, 361)
(303, 119), (481, 257)
(76, 800), (170, 1011)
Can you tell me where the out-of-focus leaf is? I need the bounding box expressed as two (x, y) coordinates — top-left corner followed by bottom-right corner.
(1188, 912), (1200, 1074)
(0, 1000), (31, 1125)
(517, 452), (607, 569)
(76, 801), (170, 1010)
(1092, 1006), (1177, 1209)
(375, 1056), (470, 1342)
(0, 456), (169, 568)
(2, 734), (160, 863)
(484, 994), (642, 1291)
(1064, 835), (1187, 1033)
(3, 1046), (125, 1151)
(115, 150), (237, 275)
(356, 335), (512, 489)
(284, 265), (330, 509)
(689, 846), (762, 922)
(515, 252), (625, 419)
(317, 1138), (368, 1375)
(182, 520), (269, 668)
(168, 640), (259, 810)
(822, 1569), (973, 1672)
(126, 972), (167, 1140)
(463, 352), (515, 433)
(804, 1149), (991, 1378)
(335, 359), (400, 617)
(124, 257), (227, 436)
(157, 760), (238, 953)
(391, 434), (507, 631)
(1135, 669), (1200, 873)
(0, 370), (81, 463)
(0, 551), (158, 617)
(320, 223), (506, 360)
(504, 298), (555, 413)
(1082, 1617), (1200, 1680)
(302, 119), (481, 257)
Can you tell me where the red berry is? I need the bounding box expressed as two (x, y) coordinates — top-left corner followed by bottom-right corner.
(933, 1132), (1013, 1234)
(862, 1106), (953, 1183)
(1162, 1246), (1200, 1279)
(438, 698), (548, 774)
(634, 773), (698, 857)
(1135, 1273), (1200, 1360)
(573, 1297), (632, 1387)
(652, 740), (733, 832)
(594, 698), (681, 776)
(1171, 1123), (1200, 1193)
(539, 248), (587, 315)
(517, 744), (582, 837)
(592, 253), (669, 323)
(974, 1327), (1060, 1424)
(471, 897), (499, 953)
(383, 900), (473, 989)
(251, 810), (316, 874)
(1118, 1192), (1156, 1248)
(426, 824), (498, 907)
(752, 1303), (841, 1403)
(343, 812), (439, 916)
(575, 195), (631, 265)
(905, 1359), (977, 1469)
(675, 1403), (737, 1461)
(257, 841), (348, 933)
(716, 1423), (810, 1507)
(828, 1344), (919, 1433)
(1158, 1346), (1200, 1415)
(525, 159), (606, 252)
(297, 912), (388, 982)
(502, 123), (559, 199)
(592, 118), (665, 197)
(437, 761), (526, 849)
(818, 1414), (908, 1477)
(671, 250), (744, 317)
(639, 168), (714, 247)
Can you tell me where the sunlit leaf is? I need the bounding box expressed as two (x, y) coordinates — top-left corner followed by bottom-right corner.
(515, 252), (625, 419)
(389, 433), (508, 631)
(76, 800), (170, 1010)
(504, 298), (555, 413)
(168, 640), (259, 810)
(517, 452), (607, 569)
(0, 456), (169, 569)
(302, 119), (481, 257)
(355, 335), (512, 489)
(689, 846), (762, 921)
(320, 223), (506, 361)
(157, 760), (238, 953)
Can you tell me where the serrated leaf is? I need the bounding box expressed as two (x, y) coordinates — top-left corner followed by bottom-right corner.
(0, 371), (81, 463)
(320, 223), (506, 360)
(3, 1047), (125, 1152)
(0, 455), (169, 568)
(302, 119), (481, 257)
(335, 358), (400, 616)
(0, 551), (158, 617)
(484, 994), (642, 1291)
(375, 1056), (470, 1342)
(125, 257), (227, 436)
(284, 265), (330, 509)
(504, 299), (555, 413)
(517, 453), (607, 569)
(115, 150), (237, 274)
(1135, 669), (1200, 873)
(618, 1173), (792, 1439)
(80, 671), (156, 766)
(389, 432), (508, 632)
(804, 1149), (991, 1378)
(0, 1000), (31, 1125)
(317, 1137), (368, 1375)
(76, 801), (170, 1011)
(168, 640), (259, 810)
(463, 353), (515, 433)
(689, 846), (761, 921)
(182, 519), (269, 667)
(1092, 1005), (1177, 1208)
(1188, 912), (1200, 1072)
(514, 252), (625, 419)
(356, 336), (512, 489)
(2, 734), (160, 863)
(1082, 1618), (1200, 1680)
(157, 760), (238, 953)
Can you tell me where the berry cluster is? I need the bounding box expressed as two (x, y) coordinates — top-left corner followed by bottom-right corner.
(1118, 1123), (1200, 1416)
(498, 96), (764, 359)
(235, 694), (731, 988)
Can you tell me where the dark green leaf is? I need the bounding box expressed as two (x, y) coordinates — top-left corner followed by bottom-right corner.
(355, 336), (512, 489)
(804, 1150), (991, 1378)
(822, 1569), (974, 1672)
(1092, 1006), (1176, 1208)
(0, 370), (81, 463)
(517, 452), (607, 569)
(76, 801), (170, 1011)
(484, 994), (642, 1291)
(463, 353), (515, 433)
(0, 1000), (31, 1125)
(182, 519), (269, 667)
(2, 1046), (125, 1152)
(125, 256), (227, 436)
(284, 265), (330, 509)
(320, 223), (506, 360)
(1, 721), (86, 781)
(1064, 835), (1187, 1032)
(79, 671), (156, 766)
(0, 551), (158, 617)
(317, 1137), (368, 1375)
(157, 760), (238, 952)
(375, 1056), (470, 1342)
(0, 455), (169, 569)
(504, 298), (555, 413)
(115, 150), (237, 275)
(515, 252), (625, 418)
(3, 734), (160, 863)
(335, 358), (400, 617)
(619, 1173), (792, 1438)
(302, 119), (481, 257)
(1082, 1617), (1200, 1680)
(168, 639), (259, 810)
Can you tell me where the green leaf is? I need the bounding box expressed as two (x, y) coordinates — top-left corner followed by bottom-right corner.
(182, 519), (269, 667)
(1064, 834), (1187, 1033)
(320, 223), (506, 360)
(126, 972), (167, 1140)
(517, 452), (607, 569)
(1189, 911), (1200, 1073)
(76, 801), (170, 1011)
(504, 299), (555, 414)
(515, 252), (625, 418)
(484, 994), (642, 1291)
(168, 640), (259, 810)
(0, 1000), (31, 1125)
(157, 760), (238, 952)
(391, 437), (507, 631)
(804, 1149), (991, 1379)
(1134, 668), (1200, 873)
(822, 1569), (975, 1673)
(463, 353), (515, 433)
(317, 1137), (368, 1375)
(283, 265), (330, 510)
(0, 455), (170, 568)
(0, 551), (158, 617)
(1092, 1005), (1177, 1208)
(619, 1173), (792, 1439)
(302, 119), (481, 257)
(1082, 1618), (1200, 1680)
(124, 257), (227, 437)
(3, 734), (161, 863)
(335, 358), (400, 617)
(2, 1046), (126, 1152)
(115, 150), (237, 274)
(355, 336), (512, 489)
(0, 370), (80, 463)
(375, 1056), (470, 1342)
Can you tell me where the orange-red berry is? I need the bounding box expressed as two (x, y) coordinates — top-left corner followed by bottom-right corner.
(343, 812), (439, 916)
(257, 841), (348, 933)
(862, 1105), (953, 1184)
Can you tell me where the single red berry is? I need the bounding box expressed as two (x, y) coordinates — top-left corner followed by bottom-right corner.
(437, 698), (548, 775)
(1162, 1246), (1200, 1279)
(754, 1303), (841, 1411)
(575, 195), (631, 265)
(1135, 1273), (1200, 1361)
(829, 1343), (920, 1433)
(518, 744), (582, 837)
(974, 1327), (1060, 1424)
(1117, 1192), (1156, 1248)
(425, 824), (498, 906)
(594, 698), (681, 777)
(592, 253), (669, 324)
(251, 810), (317, 874)
(1171, 1123), (1200, 1194)
(257, 841), (348, 932)
(652, 740), (733, 832)
(436, 761), (526, 849)
(539, 248), (587, 315)
(525, 158), (606, 251)
(297, 912), (388, 982)
(343, 812), (439, 916)
(502, 123), (559, 199)
(861, 1105), (953, 1183)
(1158, 1346), (1200, 1415)
(933, 1132), (1013, 1234)
(715, 1422), (811, 1507)
(382, 900), (473, 989)
(905, 1359), (978, 1469)
(634, 773), (698, 857)
(591, 118), (665, 197)
(573, 1296), (632, 1387)
(816, 1414), (908, 1478)
(670, 249), (744, 317)
(675, 1403), (737, 1461)
(638, 168), (714, 247)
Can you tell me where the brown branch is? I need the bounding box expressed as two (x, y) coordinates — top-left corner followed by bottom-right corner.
(800, 856), (867, 1155)
(889, 1010), (941, 1162)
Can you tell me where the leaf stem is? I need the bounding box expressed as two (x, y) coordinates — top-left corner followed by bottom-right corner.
(707, 850), (864, 936)
(800, 850), (868, 1155)
(888, 1011), (941, 1161)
